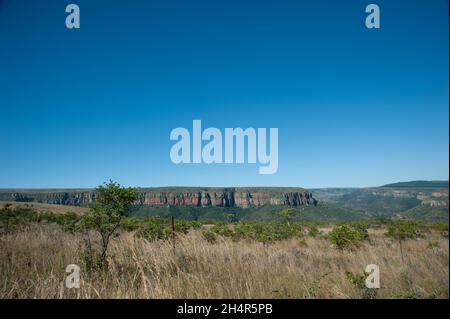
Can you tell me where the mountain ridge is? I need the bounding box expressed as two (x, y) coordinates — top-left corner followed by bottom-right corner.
(382, 180), (448, 188)
(0, 187), (317, 208)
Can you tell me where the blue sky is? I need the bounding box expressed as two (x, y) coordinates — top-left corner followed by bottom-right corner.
(0, 0), (448, 188)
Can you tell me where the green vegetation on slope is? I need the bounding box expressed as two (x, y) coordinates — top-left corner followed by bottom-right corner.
(130, 202), (370, 222)
(382, 181), (449, 188)
(400, 205), (449, 223)
(337, 192), (420, 217)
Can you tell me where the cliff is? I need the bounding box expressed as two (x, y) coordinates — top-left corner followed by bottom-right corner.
(0, 187), (317, 208)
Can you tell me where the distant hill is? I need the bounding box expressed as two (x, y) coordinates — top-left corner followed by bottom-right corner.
(382, 181), (449, 189)
(0, 187), (316, 208)
(316, 184), (448, 222)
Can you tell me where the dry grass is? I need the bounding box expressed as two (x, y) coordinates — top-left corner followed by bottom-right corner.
(0, 224), (448, 299)
(0, 201), (89, 215)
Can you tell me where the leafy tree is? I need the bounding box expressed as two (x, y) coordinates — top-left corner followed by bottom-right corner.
(385, 221), (424, 261)
(278, 208), (296, 226)
(85, 180), (138, 267)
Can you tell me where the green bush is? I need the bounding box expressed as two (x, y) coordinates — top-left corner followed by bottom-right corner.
(428, 223), (449, 232)
(120, 216), (202, 241)
(202, 230), (217, 243)
(135, 216), (171, 241)
(346, 271), (377, 299)
(212, 223), (234, 237)
(54, 212), (82, 233)
(211, 221), (303, 243)
(385, 221), (425, 261)
(385, 221), (424, 240)
(38, 211), (58, 223)
(298, 239), (308, 248)
(120, 217), (141, 231)
(0, 204), (38, 233)
(351, 222), (369, 240)
(329, 224), (368, 250)
(308, 225), (320, 238)
(175, 220), (195, 234)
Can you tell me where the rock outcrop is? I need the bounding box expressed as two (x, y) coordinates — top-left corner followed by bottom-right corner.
(0, 187), (317, 208)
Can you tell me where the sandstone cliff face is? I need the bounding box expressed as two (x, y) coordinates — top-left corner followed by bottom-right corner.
(0, 187), (317, 208)
(1, 190), (97, 206)
(422, 189), (449, 207)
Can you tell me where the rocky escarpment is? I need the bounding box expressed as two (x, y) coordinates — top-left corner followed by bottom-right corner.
(0, 187), (317, 208)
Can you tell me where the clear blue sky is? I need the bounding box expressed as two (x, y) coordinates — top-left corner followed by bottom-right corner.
(0, 0), (448, 188)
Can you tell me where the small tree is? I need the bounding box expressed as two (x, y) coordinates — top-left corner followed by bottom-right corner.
(279, 208), (296, 227)
(385, 221), (424, 262)
(85, 180), (138, 267)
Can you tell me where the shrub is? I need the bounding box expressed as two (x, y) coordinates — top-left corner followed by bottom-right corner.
(256, 232), (274, 245)
(308, 225), (320, 238)
(54, 212), (82, 233)
(0, 204), (37, 233)
(135, 216), (171, 241)
(187, 220), (202, 229)
(427, 240), (439, 249)
(212, 223), (234, 237)
(175, 220), (193, 234)
(131, 217), (202, 241)
(351, 222), (369, 240)
(38, 211), (58, 223)
(429, 223), (449, 232)
(385, 221), (424, 262)
(217, 221), (303, 243)
(202, 230), (217, 243)
(385, 221), (424, 240)
(329, 224), (368, 250)
(346, 271), (377, 299)
(298, 239), (308, 248)
(120, 217), (141, 231)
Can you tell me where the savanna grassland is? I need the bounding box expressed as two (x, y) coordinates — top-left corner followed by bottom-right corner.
(0, 203), (448, 299)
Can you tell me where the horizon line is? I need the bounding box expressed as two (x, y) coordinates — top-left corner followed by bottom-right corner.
(0, 180), (448, 191)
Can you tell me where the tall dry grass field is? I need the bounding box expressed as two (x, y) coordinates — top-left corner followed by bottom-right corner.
(0, 223), (448, 299)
